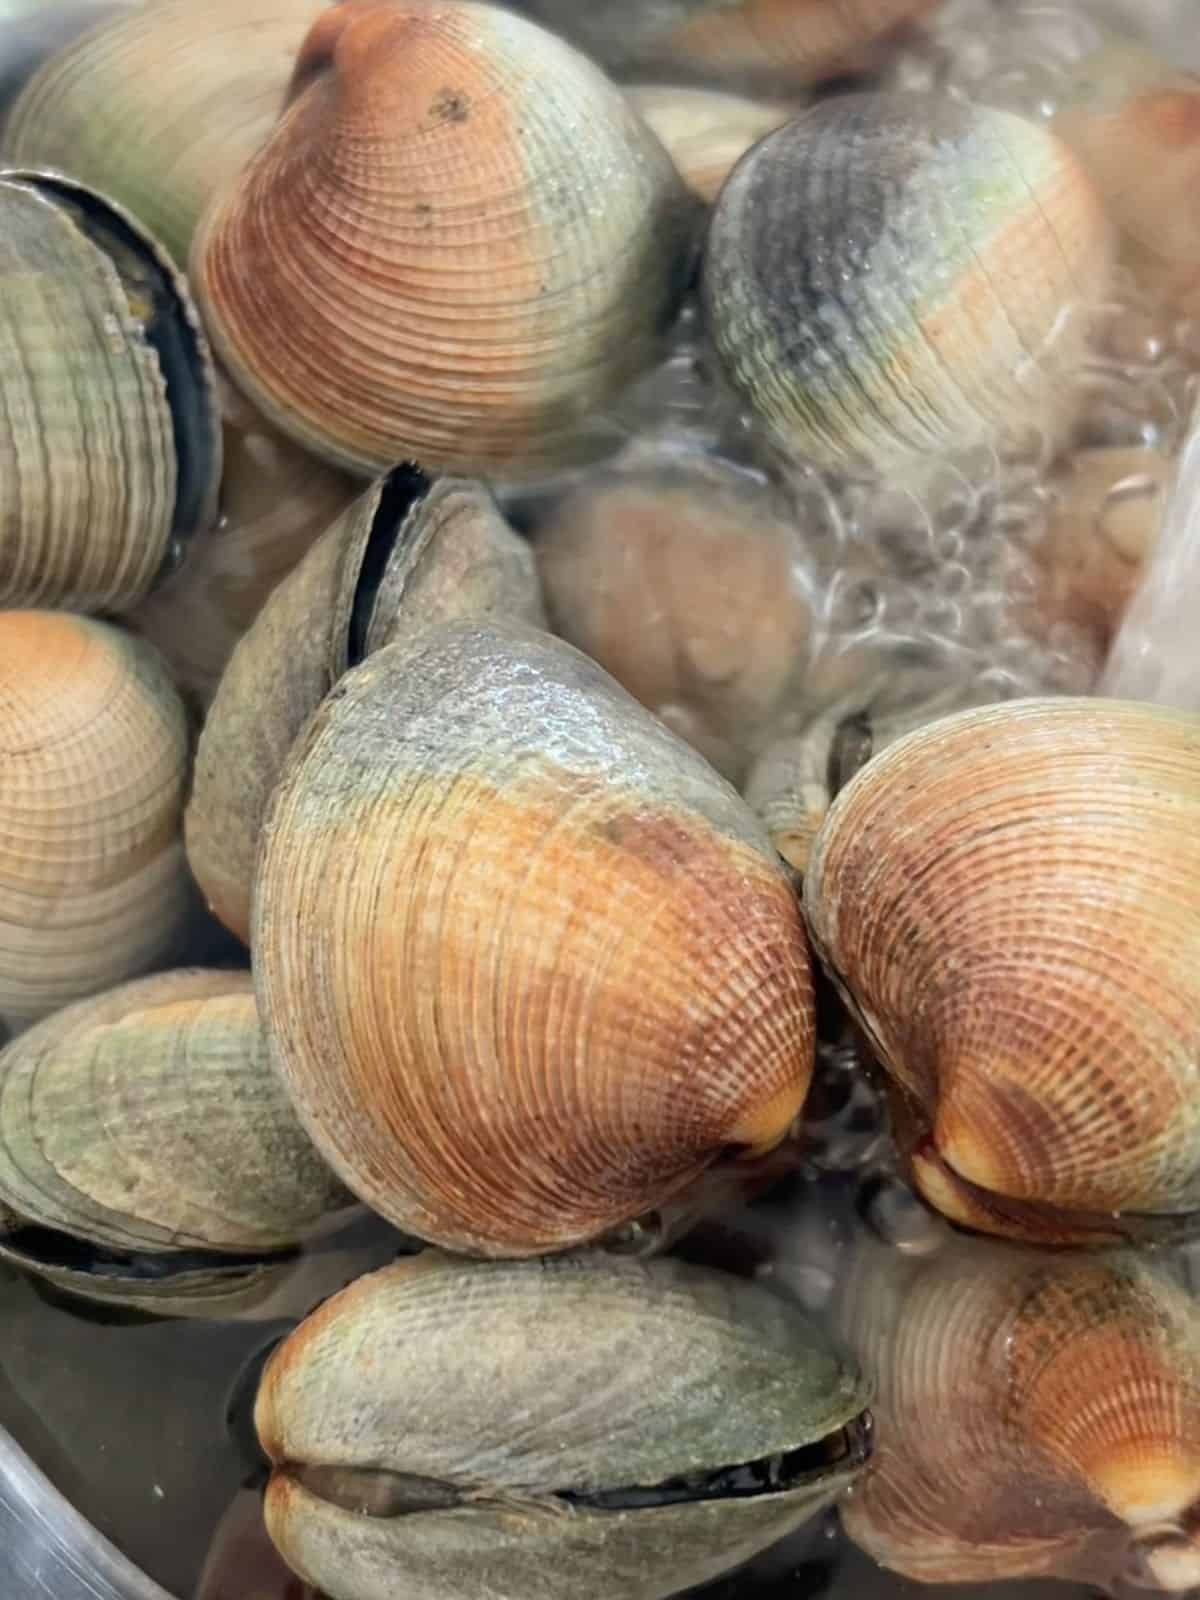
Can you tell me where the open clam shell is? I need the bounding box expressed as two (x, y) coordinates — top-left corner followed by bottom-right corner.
(3, 0), (331, 268)
(803, 696), (1200, 1243)
(0, 968), (355, 1316)
(0, 169), (221, 612)
(190, 0), (696, 478)
(258, 1252), (871, 1600)
(185, 466), (544, 942)
(254, 618), (816, 1257)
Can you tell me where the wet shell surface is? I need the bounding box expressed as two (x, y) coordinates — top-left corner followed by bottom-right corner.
(3, 0), (332, 268)
(703, 93), (1114, 473)
(254, 619), (816, 1257)
(0, 169), (221, 613)
(0, 612), (192, 1033)
(191, 0), (695, 478)
(0, 969), (354, 1312)
(803, 697), (1200, 1243)
(186, 467), (543, 943)
(258, 1252), (870, 1600)
(835, 1235), (1200, 1592)
(626, 85), (798, 202)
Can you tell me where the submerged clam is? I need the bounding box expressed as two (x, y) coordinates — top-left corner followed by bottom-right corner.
(258, 1252), (871, 1600)
(186, 465), (544, 943)
(3, 0), (331, 269)
(255, 619), (816, 1256)
(0, 611), (192, 1033)
(703, 93), (1113, 474)
(0, 969), (354, 1316)
(191, 0), (695, 478)
(0, 169), (221, 613)
(626, 85), (798, 203)
(836, 1234), (1200, 1592)
(804, 697), (1200, 1244)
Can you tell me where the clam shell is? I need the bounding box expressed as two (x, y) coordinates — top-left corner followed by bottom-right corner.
(835, 1235), (1200, 1590)
(0, 968), (352, 1259)
(255, 618), (815, 1257)
(803, 697), (1200, 1240)
(186, 468), (543, 942)
(533, 456), (817, 783)
(190, 0), (695, 477)
(258, 1252), (869, 1600)
(0, 612), (192, 1032)
(703, 93), (1114, 472)
(0, 170), (221, 612)
(626, 85), (798, 203)
(3, 0), (331, 268)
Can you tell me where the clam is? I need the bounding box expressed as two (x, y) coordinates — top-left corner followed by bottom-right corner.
(129, 377), (357, 712)
(0, 611), (193, 1033)
(257, 1252), (871, 1600)
(190, 0), (696, 479)
(803, 696), (1200, 1244)
(835, 1234), (1200, 1591)
(703, 93), (1114, 474)
(254, 618), (816, 1257)
(3, 0), (331, 269)
(533, 453), (819, 784)
(186, 466), (544, 944)
(626, 85), (798, 203)
(0, 169), (221, 613)
(513, 0), (937, 88)
(0, 968), (355, 1316)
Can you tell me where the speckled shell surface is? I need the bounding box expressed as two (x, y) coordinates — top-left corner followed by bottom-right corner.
(259, 1252), (868, 1600)
(804, 698), (1200, 1237)
(0, 612), (191, 1032)
(835, 1237), (1200, 1590)
(186, 470), (542, 942)
(255, 619), (815, 1256)
(0, 968), (351, 1257)
(3, 0), (332, 267)
(0, 170), (221, 612)
(191, 0), (695, 478)
(703, 93), (1114, 472)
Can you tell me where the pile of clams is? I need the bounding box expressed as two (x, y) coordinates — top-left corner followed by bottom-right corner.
(3, 0), (1200, 1597)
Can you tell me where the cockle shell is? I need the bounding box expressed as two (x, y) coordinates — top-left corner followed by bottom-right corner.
(3, 0), (331, 268)
(803, 697), (1200, 1244)
(626, 85), (798, 202)
(0, 969), (354, 1315)
(0, 169), (221, 613)
(514, 0), (937, 88)
(0, 612), (192, 1034)
(191, 0), (695, 478)
(835, 1234), (1200, 1592)
(255, 619), (816, 1257)
(257, 1252), (870, 1600)
(186, 466), (544, 943)
(703, 93), (1114, 473)
(533, 455), (818, 783)
(129, 379), (357, 711)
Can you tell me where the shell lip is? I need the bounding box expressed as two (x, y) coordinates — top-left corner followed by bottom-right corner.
(0, 166), (223, 559)
(276, 1413), (872, 1522)
(346, 461), (433, 666)
(0, 1220), (298, 1286)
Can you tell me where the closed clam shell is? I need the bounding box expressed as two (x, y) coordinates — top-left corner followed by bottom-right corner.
(258, 1252), (870, 1600)
(190, 0), (695, 478)
(129, 380), (357, 711)
(0, 170), (221, 612)
(835, 1236), (1200, 1591)
(533, 455), (817, 783)
(3, 0), (331, 268)
(703, 93), (1114, 472)
(255, 619), (815, 1256)
(0, 612), (192, 1032)
(186, 467), (543, 942)
(803, 697), (1200, 1242)
(626, 86), (798, 202)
